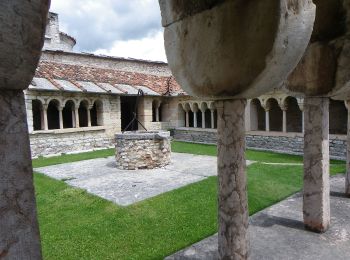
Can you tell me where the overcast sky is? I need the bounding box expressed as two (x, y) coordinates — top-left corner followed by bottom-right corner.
(50, 0), (167, 62)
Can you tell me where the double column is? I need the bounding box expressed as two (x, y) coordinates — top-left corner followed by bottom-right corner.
(217, 99), (249, 259)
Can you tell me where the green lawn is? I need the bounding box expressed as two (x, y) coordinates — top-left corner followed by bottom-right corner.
(33, 141), (346, 259)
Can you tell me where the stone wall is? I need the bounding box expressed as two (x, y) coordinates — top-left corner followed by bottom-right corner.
(30, 127), (113, 157)
(173, 128), (347, 160)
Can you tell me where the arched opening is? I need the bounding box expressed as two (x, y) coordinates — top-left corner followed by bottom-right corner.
(91, 100), (104, 126)
(189, 111), (194, 127)
(63, 100), (75, 128)
(267, 98), (283, 132)
(214, 110), (218, 129)
(285, 97), (302, 133)
(79, 100), (89, 127)
(152, 100), (159, 122)
(250, 99), (265, 131)
(329, 100), (347, 135)
(159, 102), (163, 122)
(205, 110), (211, 128)
(32, 99), (44, 131)
(177, 104), (186, 127)
(47, 99), (60, 130)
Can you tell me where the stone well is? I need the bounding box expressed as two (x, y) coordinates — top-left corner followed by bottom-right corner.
(115, 131), (171, 170)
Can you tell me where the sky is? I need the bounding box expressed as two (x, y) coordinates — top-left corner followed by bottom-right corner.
(50, 0), (167, 62)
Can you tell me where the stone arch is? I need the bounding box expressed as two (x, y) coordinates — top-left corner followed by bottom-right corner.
(91, 99), (104, 126)
(190, 102), (200, 128)
(285, 96), (302, 132)
(47, 99), (61, 130)
(63, 99), (76, 128)
(152, 99), (161, 122)
(32, 99), (44, 131)
(266, 98), (283, 132)
(329, 99), (347, 135)
(79, 99), (90, 127)
(250, 98), (265, 131)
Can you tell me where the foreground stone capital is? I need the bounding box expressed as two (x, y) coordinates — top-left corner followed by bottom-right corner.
(159, 0), (316, 99)
(217, 99), (249, 259)
(303, 97), (330, 232)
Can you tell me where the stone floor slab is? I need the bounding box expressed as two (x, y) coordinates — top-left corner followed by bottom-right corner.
(165, 175), (350, 260)
(35, 153), (224, 206)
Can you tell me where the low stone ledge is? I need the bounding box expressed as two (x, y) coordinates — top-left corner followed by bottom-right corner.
(30, 126), (106, 135)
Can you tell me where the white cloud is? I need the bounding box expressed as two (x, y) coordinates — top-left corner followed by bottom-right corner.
(94, 31), (167, 62)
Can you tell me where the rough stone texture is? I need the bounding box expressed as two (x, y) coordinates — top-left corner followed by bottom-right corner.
(0, 0), (49, 90)
(30, 128), (113, 157)
(160, 0), (316, 99)
(35, 153), (221, 206)
(303, 97), (330, 232)
(0, 91), (42, 259)
(115, 131), (171, 170)
(173, 129), (347, 160)
(165, 175), (350, 260)
(346, 107), (350, 196)
(217, 100), (249, 259)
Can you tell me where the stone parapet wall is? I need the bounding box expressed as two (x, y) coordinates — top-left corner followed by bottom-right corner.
(115, 131), (171, 170)
(173, 128), (347, 160)
(30, 127), (113, 157)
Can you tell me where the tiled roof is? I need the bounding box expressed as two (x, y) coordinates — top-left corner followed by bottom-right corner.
(32, 61), (187, 96)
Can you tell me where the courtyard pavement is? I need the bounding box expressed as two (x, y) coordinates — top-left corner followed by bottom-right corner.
(37, 153), (243, 206)
(166, 175), (350, 260)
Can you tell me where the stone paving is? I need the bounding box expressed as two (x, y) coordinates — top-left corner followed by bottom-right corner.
(166, 175), (350, 260)
(36, 153), (243, 206)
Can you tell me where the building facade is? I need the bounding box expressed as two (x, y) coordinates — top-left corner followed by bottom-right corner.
(26, 13), (348, 159)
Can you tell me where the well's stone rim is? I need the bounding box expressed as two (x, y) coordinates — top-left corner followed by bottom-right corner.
(115, 131), (171, 140)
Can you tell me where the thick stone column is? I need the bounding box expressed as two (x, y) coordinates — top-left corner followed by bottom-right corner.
(0, 91), (42, 259)
(265, 109), (270, 132)
(211, 109), (215, 129)
(346, 101), (350, 197)
(217, 99), (249, 259)
(303, 97), (330, 233)
(59, 107), (64, 129)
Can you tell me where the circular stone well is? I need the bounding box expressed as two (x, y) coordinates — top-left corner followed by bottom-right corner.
(115, 131), (171, 170)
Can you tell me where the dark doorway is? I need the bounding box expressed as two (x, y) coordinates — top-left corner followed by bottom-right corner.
(121, 96), (138, 131)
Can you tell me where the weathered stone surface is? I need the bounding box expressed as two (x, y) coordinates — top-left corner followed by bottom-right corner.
(172, 128), (347, 160)
(287, 42), (337, 96)
(160, 0), (316, 99)
(115, 131), (171, 170)
(303, 97), (330, 232)
(217, 100), (249, 259)
(346, 105), (350, 197)
(0, 91), (42, 259)
(0, 0), (49, 90)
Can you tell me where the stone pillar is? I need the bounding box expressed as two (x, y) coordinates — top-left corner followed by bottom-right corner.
(0, 91), (42, 259)
(74, 108), (79, 128)
(346, 101), (350, 197)
(265, 109), (270, 132)
(282, 109), (287, 133)
(302, 111), (305, 133)
(193, 111), (198, 128)
(43, 104), (48, 131)
(217, 99), (249, 259)
(156, 107), (160, 122)
(185, 111), (189, 127)
(59, 107), (63, 129)
(303, 97), (330, 233)
(201, 110), (206, 128)
(211, 109), (215, 129)
(87, 107), (92, 127)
